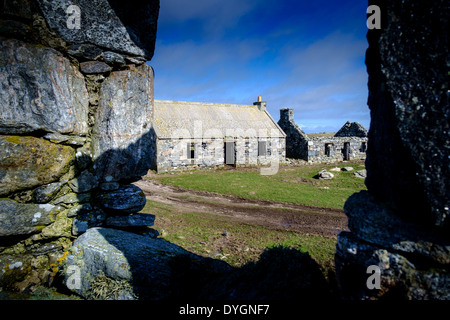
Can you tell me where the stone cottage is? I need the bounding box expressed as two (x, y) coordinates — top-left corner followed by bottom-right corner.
(152, 98), (286, 172)
(277, 108), (368, 163)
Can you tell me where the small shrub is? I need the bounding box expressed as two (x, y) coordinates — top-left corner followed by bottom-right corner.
(86, 271), (137, 300)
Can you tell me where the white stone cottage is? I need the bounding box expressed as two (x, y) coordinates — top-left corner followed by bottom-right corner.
(151, 98), (286, 172)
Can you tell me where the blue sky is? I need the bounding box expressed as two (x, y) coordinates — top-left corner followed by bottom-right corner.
(150, 0), (370, 133)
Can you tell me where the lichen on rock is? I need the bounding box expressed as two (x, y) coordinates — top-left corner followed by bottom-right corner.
(0, 136), (75, 196)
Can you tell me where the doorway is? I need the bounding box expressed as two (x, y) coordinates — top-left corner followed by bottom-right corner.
(325, 143), (333, 157)
(224, 141), (236, 165)
(360, 142), (367, 152)
(187, 142), (195, 164)
(343, 142), (350, 160)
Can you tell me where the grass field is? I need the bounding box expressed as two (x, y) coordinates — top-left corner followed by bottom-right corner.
(141, 200), (337, 274)
(151, 161), (367, 210)
(140, 161), (367, 281)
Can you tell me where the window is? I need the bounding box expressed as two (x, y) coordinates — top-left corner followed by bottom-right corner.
(360, 142), (367, 152)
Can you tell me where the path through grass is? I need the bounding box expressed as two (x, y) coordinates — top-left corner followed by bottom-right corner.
(141, 200), (337, 277)
(152, 161), (366, 210)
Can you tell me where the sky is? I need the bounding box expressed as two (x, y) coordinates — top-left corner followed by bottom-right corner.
(149, 0), (370, 133)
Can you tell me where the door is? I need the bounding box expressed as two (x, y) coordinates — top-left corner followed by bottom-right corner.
(187, 142), (195, 164)
(224, 141), (236, 165)
(258, 141), (267, 157)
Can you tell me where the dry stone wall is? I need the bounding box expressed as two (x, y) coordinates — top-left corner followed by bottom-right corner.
(156, 138), (225, 172)
(306, 136), (367, 164)
(0, 0), (159, 293)
(335, 0), (449, 300)
(277, 108), (309, 160)
(0, 39), (89, 135)
(335, 121), (368, 138)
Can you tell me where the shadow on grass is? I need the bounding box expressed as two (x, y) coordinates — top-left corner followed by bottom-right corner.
(168, 245), (337, 300)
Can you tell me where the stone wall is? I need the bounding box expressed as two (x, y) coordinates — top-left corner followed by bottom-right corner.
(156, 137), (286, 172)
(0, 0), (159, 292)
(335, 0), (449, 299)
(277, 108), (309, 160)
(277, 109), (367, 163)
(306, 136), (367, 163)
(156, 138), (224, 172)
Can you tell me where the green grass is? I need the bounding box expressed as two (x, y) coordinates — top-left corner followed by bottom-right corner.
(141, 162), (366, 281)
(141, 200), (337, 274)
(152, 161), (366, 210)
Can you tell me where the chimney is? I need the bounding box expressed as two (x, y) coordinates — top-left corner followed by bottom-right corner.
(280, 108), (294, 122)
(253, 95), (266, 112)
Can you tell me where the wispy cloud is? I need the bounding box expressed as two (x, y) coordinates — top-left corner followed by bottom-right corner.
(160, 0), (257, 22)
(159, 0), (260, 39)
(262, 31), (369, 131)
(152, 37), (272, 103)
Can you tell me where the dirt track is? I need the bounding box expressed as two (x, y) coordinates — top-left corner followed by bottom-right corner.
(134, 179), (349, 239)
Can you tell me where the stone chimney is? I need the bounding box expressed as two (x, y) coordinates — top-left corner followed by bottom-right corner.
(280, 108), (294, 122)
(253, 95), (267, 112)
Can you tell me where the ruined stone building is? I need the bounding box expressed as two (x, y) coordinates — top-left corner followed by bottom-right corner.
(277, 108), (368, 163)
(152, 98), (286, 172)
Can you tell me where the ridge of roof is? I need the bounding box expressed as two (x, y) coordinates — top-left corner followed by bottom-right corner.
(154, 100), (255, 108)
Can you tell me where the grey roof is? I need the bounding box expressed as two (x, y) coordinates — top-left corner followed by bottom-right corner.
(153, 100), (286, 139)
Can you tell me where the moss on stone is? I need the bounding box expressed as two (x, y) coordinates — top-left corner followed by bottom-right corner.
(0, 136), (76, 196)
(40, 211), (73, 239)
